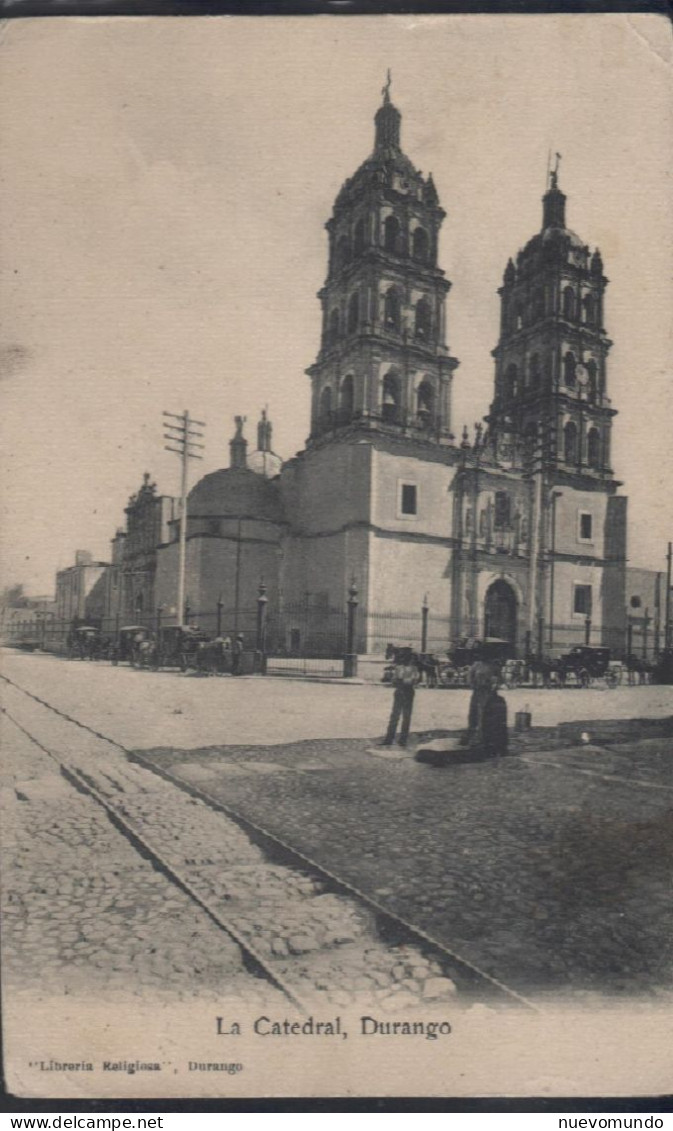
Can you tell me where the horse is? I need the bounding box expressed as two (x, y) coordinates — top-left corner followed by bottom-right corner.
(134, 637), (157, 669)
(195, 637), (229, 675)
(527, 654), (562, 688)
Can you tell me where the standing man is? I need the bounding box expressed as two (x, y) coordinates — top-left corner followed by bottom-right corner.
(382, 647), (420, 748)
(232, 633), (244, 676)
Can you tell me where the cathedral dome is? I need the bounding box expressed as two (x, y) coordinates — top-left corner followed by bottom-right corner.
(247, 449), (283, 478)
(188, 468), (285, 524)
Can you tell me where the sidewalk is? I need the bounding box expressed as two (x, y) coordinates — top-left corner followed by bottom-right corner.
(3, 650), (672, 751)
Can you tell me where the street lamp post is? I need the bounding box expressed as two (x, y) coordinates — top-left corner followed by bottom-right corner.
(256, 580), (268, 674)
(344, 579), (359, 678)
(548, 489), (563, 654)
(421, 594), (429, 654)
(216, 595), (224, 638)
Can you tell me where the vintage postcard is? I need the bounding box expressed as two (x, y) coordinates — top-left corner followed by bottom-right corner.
(1, 12), (672, 1101)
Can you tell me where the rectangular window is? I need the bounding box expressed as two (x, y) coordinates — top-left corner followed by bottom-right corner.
(573, 584), (593, 616)
(400, 483), (417, 516)
(578, 512), (593, 542)
(494, 491), (511, 529)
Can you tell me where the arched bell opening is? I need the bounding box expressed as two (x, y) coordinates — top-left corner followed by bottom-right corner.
(339, 374), (355, 422)
(381, 373), (401, 424)
(319, 386), (333, 429)
(416, 380), (435, 429)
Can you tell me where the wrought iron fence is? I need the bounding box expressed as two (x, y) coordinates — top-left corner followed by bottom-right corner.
(2, 600), (667, 672)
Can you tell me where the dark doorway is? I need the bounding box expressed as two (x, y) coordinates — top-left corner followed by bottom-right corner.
(484, 580), (517, 644)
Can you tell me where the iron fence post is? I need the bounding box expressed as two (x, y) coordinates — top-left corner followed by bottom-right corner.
(216, 596), (223, 638)
(256, 580), (268, 674)
(421, 594), (429, 654)
(344, 579), (358, 678)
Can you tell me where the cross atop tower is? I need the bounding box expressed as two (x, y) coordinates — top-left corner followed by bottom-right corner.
(549, 151), (562, 190)
(374, 70), (401, 152)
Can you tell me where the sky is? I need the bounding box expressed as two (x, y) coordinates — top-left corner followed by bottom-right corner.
(1, 13), (671, 594)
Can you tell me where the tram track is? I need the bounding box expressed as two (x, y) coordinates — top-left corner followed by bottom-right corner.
(1, 671), (536, 1014)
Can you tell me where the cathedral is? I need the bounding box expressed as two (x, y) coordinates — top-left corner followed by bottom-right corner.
(153, 81), (629, 658)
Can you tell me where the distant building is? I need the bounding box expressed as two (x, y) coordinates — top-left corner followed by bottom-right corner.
(625, 567), (667, 657)
(104, 473), (177, 627)
(55, 550), (109, 625)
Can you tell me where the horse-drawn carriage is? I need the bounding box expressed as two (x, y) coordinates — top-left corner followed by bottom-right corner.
(67, 623), (110, 661)
(437, 638), (517, 688)
(652, 648), (673, 686)
(110, 625), (152, 666)
(382, 637), (516, 689)
(528, 645), (619, 688)
(153, 625), (212, 671)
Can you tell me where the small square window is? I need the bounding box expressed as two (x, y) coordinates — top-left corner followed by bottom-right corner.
(400, 484), (417, 515)
(574, 585), (592, 616)
(579, 512), (593, 541)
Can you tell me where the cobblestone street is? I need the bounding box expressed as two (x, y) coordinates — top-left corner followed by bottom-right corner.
(2, 665), (475, 1016)
(2, 650), (673, 1012)
(1, 725), (273, 1009)
(142, 725), (673, 1002)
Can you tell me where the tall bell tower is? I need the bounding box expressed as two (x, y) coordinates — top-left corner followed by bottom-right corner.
(306, 75), (459, 445)
(487, 158), (616, 479)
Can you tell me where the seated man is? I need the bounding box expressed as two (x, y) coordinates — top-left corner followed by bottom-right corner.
(465, 660), (508, 758)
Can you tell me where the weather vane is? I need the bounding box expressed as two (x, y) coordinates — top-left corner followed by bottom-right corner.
(382, 69), (392, 101)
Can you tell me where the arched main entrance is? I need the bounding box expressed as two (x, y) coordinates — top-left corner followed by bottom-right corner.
(484, 579), (517, 644)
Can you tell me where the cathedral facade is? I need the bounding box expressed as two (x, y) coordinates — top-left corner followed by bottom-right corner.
(154, 84), (628, 658)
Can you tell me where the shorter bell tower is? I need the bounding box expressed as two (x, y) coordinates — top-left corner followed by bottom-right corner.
(488, 158), (616, 479)
(482, 159), (627, 657)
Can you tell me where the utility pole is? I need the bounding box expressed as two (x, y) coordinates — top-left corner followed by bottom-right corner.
(666, 541), (672, 651)
(163, 410), (205, 627)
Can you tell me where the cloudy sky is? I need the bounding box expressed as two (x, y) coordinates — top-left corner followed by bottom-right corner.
(1, 13), (671, 594)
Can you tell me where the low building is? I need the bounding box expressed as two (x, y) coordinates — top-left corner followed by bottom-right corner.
(55, 550), (109, 626)
(104, 473), (177, 628)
